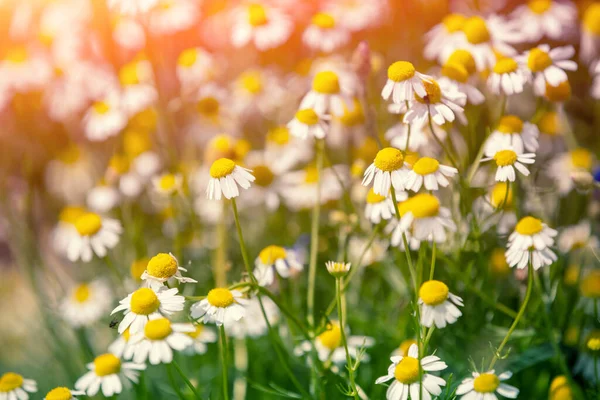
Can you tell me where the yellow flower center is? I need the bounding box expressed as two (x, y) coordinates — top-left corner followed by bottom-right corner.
(581, 271), (600, 298)
(247, 3), (268, 26)
(571, 148), (593, 170)
(387, 61), (416, 82)
(528, 0), (552, 14)
(583, 4), (600, 35)
(147, 253), (178, 279)
(59, 206), (87, 224)
(252, 165), (275, 187)
(130, 108), (158, 131)
(419, 280), (449, 306)
(404, 150), (420, 167)
(57, 145), (81, 164)
(94, 353), (121, 377)
(73, 284), (91, 303)
(318, 323), (342, 350)
(74, 212), (103, 236)
(123, 130), (152, 157)
(144, 318), (172, 340)
(5, 47), (28, 64)
(399, 194), (440, 218)
(515, 216), (543, 235)
(158, 174), (178, 191)
(304, 166), (319, 183)
(210, 158), (236, 179)
(240, 72), (263, 94)
(109, 153), (130, 174)
(122, 327), (131, 342)
(312, 12), (335, 29)
(187, 324), (204, 339)
(490, 248), (510, 276)
(207, 288), (235, 308)
(93, 101), (111, 115)
(267, 127), (290, 145)
(473, 373), (500, 393)
(259, 245), (287, 264)
(585, 330), (600, 353)
(549, 375), (572, 400)
(415, 79), (442, 104)
(130, 288), (160, 315)
(447, 50), (476, 75)
(45, 387), (72, 400)
(338, 100), (365, 126)
(131, 258), (149, 281)
(463, 16), (490, 44)
(312, 71), (340, 94)
(412, 157), (440, 175)
(398, 339), (417, 356)
(564, 264), (580, 286)
(295, 109), (319, 125)
(497, 115), (523, 134)
(119, 62), (140, 86)
(493, 149), (517, 167)
(394, 357), (420, 384)
(527, 48), (553, 72)
(177, 48), (197, 67)
(490, 182), (513, 209)
(442, 13), (467, 33)
(366, 188), (387, 204)
(537, 111), (559, 136)
(0, 373), (23, 392)
(196, 96), (220, 118)
(545, 80), (571, 102)
(493, 57), (518, 74)
(374, 147), (404, 172)
(441, 62), (469, 83)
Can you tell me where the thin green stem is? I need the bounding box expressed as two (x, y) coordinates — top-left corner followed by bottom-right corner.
(308, 139), (325, 328)
(230, 199), (255, 284)
(219, 325), (230, 400)
(172, 360), (201, 399)
(427, 112), (458, 169)
(166, 364), (186, 400)
(336, 278), (360, 400)
(390, 190), (418, 291)
(429, 242), (436, 281)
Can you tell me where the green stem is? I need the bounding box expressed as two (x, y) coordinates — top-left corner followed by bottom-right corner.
(308, 139), (324, 327)
(336, 278), (360, 400)
(427, 112), (458, 169)
(219, 325), (230, 400)
(230, 199), (255, 284)
(429, 242), (436, 281)
(172, 360), (201, 399)
(166, 364), (186, 400)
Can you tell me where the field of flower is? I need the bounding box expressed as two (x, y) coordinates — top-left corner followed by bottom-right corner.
(2, 0), (600, 399)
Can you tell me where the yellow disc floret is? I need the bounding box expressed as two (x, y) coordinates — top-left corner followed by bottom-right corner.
(515, 216), (543, 235)
(442, 13), (467, 33)
(240, 71), (263, 94)
(196, 96), (220, 118)
(210, 158), (236, 179)
(123, 129), (152, 157)
(207, 288), (235, 308)
(252, 165), (275, 187)
(473, 373), (500, 393)
(158, 173), (178, 192)
(73, 284), (91, 303)
(493, 149), (517, 167)
(295, 109), (319, 125)
(0, 373), (23, 392)
(131, 258), (150, 281)
(415, 79), (442, 104)
(583, 4), (600, 36)
(419, 280), (449, 306)
(490, 248), (510, 276)
(398, 194), (440, 218)
(312, 13), (335, 29)
(59, 206), (87, 224)
(493, 58), (518, 74)
(304, 166), (319, 183)
(570, 148), (593, 170)
(545, 80), (571, 102)
(312, 71), (340, 94)
(248, 3), (268, 26)
(528, 0), (552, 14)
(490, 182), (513, 209)
(130, 288), (160, 315)
(527, 48), (553, 72)
(318, 322), (342, 350)
(412, 157), (440, 175)
(497, 115), (523, 134)
(387, 61), (416, 82)
(74, 212), (103, 236)
(580, 271), (600, 298)
(45, 387), (73, 400)
(441, 62), (469, 83)
(537, 111), (560, 135)
(366, 188), (387, 204)
(398, 339), (417, 356)
(187, 324), (204, 339)
(177, 48), (197, 67)
(93, 101), (111, 115)
(94, 353), (121, 377)
(147, 253), (178, 279)
(144, 318), (173, 340)
(57, 145), (81, 164)
(259, 245), (287, 264)
(394, 357), (419, 384)
(448, 50), (476, 75)
(463, 16), (490, 44)
(267, 126), (290, 145)
(374, 147), (404, 172)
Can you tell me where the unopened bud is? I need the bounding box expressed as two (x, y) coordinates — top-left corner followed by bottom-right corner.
(326, 261), (351, 278)
(571, 169), (593, 193)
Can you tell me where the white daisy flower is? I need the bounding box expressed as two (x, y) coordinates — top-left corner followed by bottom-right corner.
(324, 0), (387, 31)
(419, 280), (463, 328)
(362, 147), (408, 195)
(487, 57), (528, 96)
(107, 0), (159, 15)
(505, 216), (558, 270)
(141, 252), (197, 289)
(113, 17), (146, 51)
(206, 158), (255, 200)
(405, 156), (458, 192)
(45, 145), (95, 204)
(387, 220), (421, 251)
(484, 115), (539, 154)
(225, 296), (279, 339)
(547, 149), (595, 195)
(518, 45), (577, 96)
(580, 4), (600, 65)
(151, 173), (183, 197)
(108, 329), (133, 359)
(125, 317), (194, 365)
(364, 188), (397, 224)
(264, 126), (313, 172)
(390, 339), (418, 358)
(511, 0), (577, 43)
(403, 78), (467, 126)
(61, 280), (112, 328)
(231, 3), (293, 51)
(381, 61), (429, 103)
(558, 221), (599, 253)
(439, 63), (484, 105)
(44, 387), (85, 400)
(148, 0), (198, 35)
(0, 372), (37, 400)
(287, 108), (328, 140)
(191, 288), (248, 327)
(176, 47), (216, 94)
(397, 193), (457, 243)
(385, 118), (446, 153)
(300, 70), (352, 117)
(74, 353), (145, 397)
(482, 146), (536, 182)
(535, 111), (565, 156)
(279, 165), (347, 210)
(83, 92), (128, 141)
(185, 325), (218, 355)
(302, 12), (350, 53)
(87, 184), (120, 213)
(424, 13), (468, 62)
(375, 344), (447, 400)
(474, 182), (517, 235)
(456, 370), (519, 399)
(118, 60), (158, 116)
(579, 271), (600, 316)
(254, 245), (303, 286)
(51, 206), (88, 258)
(67, 212), (123, 262)
(111, 287), (185, 334)
(0, 46), (52, 92)
(329, 98), (369, 149)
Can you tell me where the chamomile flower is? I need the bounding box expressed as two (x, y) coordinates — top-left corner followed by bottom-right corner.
(111, 287), (185, 334)
(0, 372), (37, 400)
(391, 339), (418, 358)
(456, 370), (519, 399)
(67, 212), (122, 262)
(403, 78), (467, 126)
(300, 70), (352, 117)
(87, 184), (120, 213)
(191, 288), (248, 326)
(108, 329), (132, 358)
(231, 3), (293, 51)
(225, 296), (279, 339)
(424, 13), (468, 62)
(405, 156), (458, 192)
(287, 109), (328, 139)
(419, 280), (463, 328)
(482, 146), (536, 182)
(141, 252), (197, 289)
(118, 60), (158, 116)
(280, 165), (347, 210)
(505, 216), (558, 270)
(324, 0), (386, 31)
(484, 115), (539, 154)
(325, 261), (351, 278)
(536, 111), (565, 155)
(176, 47), (216, 94)
(579, 271), (600, 315)
(148, 0), (198, 35)
(264, 126), (312, 172)
(0, 46), (52, 92)
(44, 387), (85, 400)
(152, 173), (183, 197)
(580, 3), (600, 65)
(45, 145), (95, 204)
(511, 0), (577, 43)
(113, 17), (145, 51)
(61, 280), (112, 328)
(488, 57), (528, 96)
(206, 158), (255, 200)
(375, 344), (447, 400)
(254, 245), (303, 286)
(185, 325), (217, 354)
(475, 182), (517, 235)
(440, 67), (484, 107)
(381, 61), (429, 103)
(548, 149), (595, 195)
(83, 92), (128, 141)
(558, 221), (599, 253)
(364, 188), (396, 224)
(388, 220), (421, 251)
(125, 317), (194, 365)
(397, 193), (457, 243)
(51, 206), (87, 258)
(74, 353), (145, 397)
(302, 12), (350, 53)
(362, 147), (407, 195)
(518, 45), (577, 96)
(107, 0), (159, 15)
(544, 80), (571, 103)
